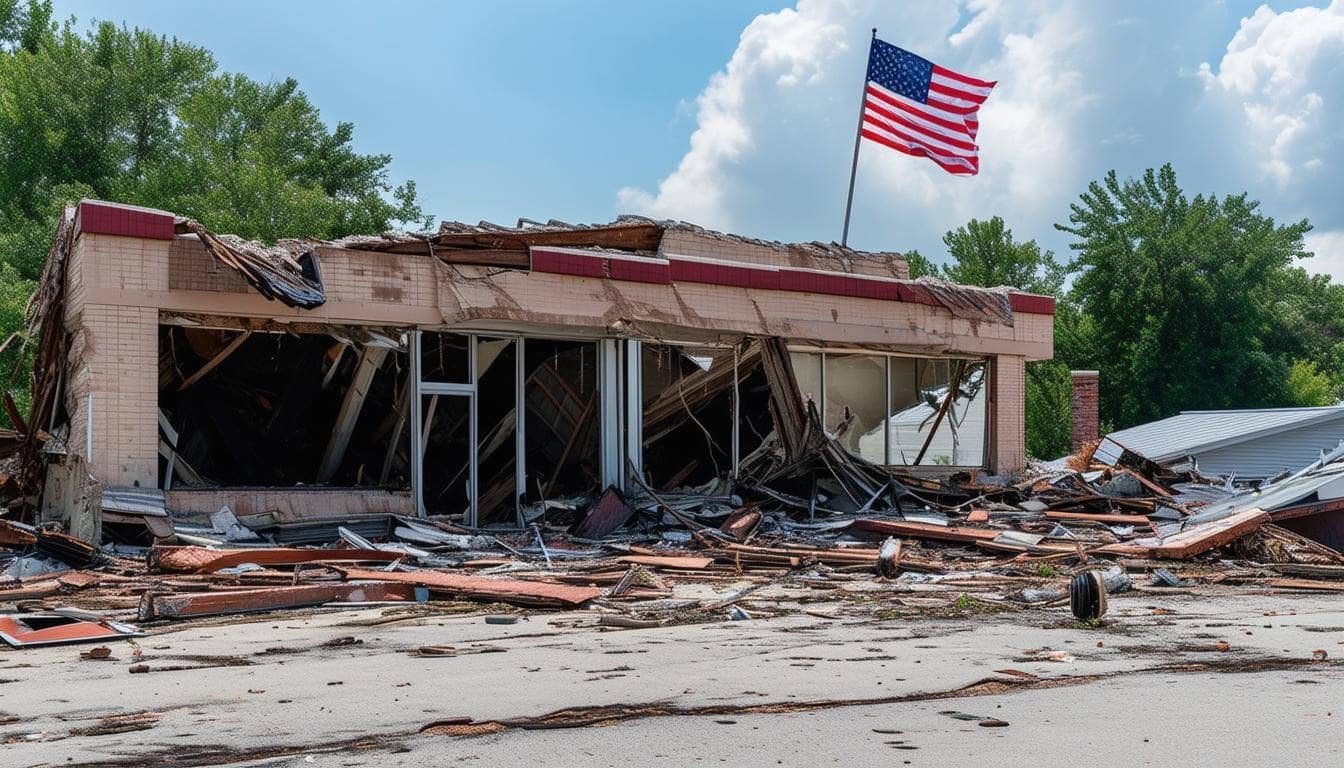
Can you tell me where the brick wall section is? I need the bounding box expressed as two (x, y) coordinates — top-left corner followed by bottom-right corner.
(161, 237), (439, 322)
(62, 302), (159, 486)
(83, 232), (171, 293)
(1070, 370), (1100, 450)
(82, 304), (158, 486)
(65, 230), (171, 487)
(319, 247), (437, 309)
(168, 236), (248, 293)
(442, 264), (1054, 358)
(992, 355), (1026, 474)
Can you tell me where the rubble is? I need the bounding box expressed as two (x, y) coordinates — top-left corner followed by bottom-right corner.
(2, 416), (1339, 638)
(0, 203), (1339, 649)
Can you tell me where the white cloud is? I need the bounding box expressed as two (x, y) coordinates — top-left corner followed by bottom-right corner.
(948, 0), (1003, 47)
(619, 1), (1344, 283)
(616, 1), (852, 228)
(1303, 230), (1344, 282)
(1200, 1), (1344, 187)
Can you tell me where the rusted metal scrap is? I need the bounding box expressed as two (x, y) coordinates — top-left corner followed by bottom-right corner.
(336, 567), (603, 608)
(148, 545), (401, 573)
(571, 487), (635, 539)
(138, 582), (418, 620)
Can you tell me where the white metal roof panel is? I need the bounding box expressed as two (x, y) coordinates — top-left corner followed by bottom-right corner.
(1105, 407), (1344, 464)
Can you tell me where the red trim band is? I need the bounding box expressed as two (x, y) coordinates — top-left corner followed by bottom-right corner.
(76, 200), (175, 241)
(531, 248), (1055, 316)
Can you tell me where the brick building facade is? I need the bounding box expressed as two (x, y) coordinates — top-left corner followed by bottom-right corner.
(39, 200), (1054, 531)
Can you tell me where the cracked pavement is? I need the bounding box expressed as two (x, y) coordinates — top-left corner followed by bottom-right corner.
(2, 584), (1342, 767)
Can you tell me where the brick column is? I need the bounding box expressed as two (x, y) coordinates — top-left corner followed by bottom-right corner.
(990, 355), (1026, 474)
(1070, 370), (1100, 450)
(64, 202), (175, 488)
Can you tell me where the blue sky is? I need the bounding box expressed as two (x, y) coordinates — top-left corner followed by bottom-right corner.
(60, 0), (782, 225)
(61, 1), (1344, 279)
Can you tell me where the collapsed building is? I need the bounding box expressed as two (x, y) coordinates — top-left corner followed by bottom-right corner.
(11, 200), (1054, 539)
(6, 201), (1344, 641)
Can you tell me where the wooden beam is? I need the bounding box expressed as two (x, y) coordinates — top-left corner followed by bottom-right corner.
(158, 438), (204, 486)
(379, 374), (412, 485)
(158, 409), (180, 490)
(317, 346), (389, 482)
(543, 392), (596, 497)
(1044, 510), (1152, 525)
(177, 331), (251, 391)
(913, 360), (965, 465)
(1097, 508), (1269, 559)
(850, 518), (1003, 544)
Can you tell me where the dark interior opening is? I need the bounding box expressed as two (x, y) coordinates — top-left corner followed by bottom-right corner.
(158, 326), (410, 488)
(640, 344), (768, 490)
(417, 334), (601, 525)
(522, 339), (601, 503)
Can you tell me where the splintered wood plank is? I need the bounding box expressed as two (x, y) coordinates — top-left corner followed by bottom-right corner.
(149, 546), (400, 573)
(140, 582), (417, 619)
(1267, 578), (1344, 592)
(1044, 510), (1152, 525)
(337, 568), (603, 608)
(615, 555), (715, 570)
(177, 331), (251, 391)
(318, 345), (390, 482)
(1097, 508), (1269, 559)
(850, 518), (1002, 543)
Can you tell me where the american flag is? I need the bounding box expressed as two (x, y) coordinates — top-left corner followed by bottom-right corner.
(861, 39), (995, 175)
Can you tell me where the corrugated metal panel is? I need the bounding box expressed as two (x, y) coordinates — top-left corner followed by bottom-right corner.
(101, 487), (167, 517)
(1183, 463), (1344, 526)
(1191, 419), (1344, 481)
(1105, 407), (1344, 463)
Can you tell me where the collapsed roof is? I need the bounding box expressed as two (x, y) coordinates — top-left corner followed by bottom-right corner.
(145, 207), (1039, 326)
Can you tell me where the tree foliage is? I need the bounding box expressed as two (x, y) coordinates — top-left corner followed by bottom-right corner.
(0, 3), (431, 427)
(939, 216), (1065, 296)
(1286, 359), (1335, 407)
(901, 248), (939, 280)
(1058, 163), (1314, 430)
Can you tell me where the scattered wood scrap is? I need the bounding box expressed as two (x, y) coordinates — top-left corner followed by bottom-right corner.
(1097, 509), (1270, 559)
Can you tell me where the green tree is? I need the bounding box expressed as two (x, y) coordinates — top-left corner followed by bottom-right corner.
(1024, 359), (1071, 460)
(1286, 359), (1337, 407)
(1057, 164), (1312, 429)
(940, 216), (1065, 295)
(901, 217), (1065, 294)
(1263, 266), (1344, 400)
(134, 74), (430, 241)
(0, 5), (432, 428)
(901, 248), (939, 279)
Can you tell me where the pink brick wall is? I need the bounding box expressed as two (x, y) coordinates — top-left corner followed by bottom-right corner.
(67, 233), (170, 487)
(168, 236), (249, 294)
(67, 303), (159, 486)
(991, 355), (1026, 474)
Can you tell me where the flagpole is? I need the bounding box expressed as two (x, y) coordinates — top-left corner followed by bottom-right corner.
(841, 27), (877, 248)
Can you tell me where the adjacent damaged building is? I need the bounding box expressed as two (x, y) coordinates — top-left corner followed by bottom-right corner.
(16, 200), (1054, 538)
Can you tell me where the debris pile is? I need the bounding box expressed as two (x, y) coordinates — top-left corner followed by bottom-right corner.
(4, 406), (1341, 646)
